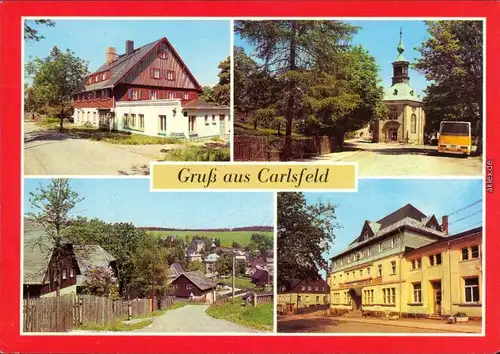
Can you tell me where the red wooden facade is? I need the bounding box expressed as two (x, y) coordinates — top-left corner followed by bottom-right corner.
(171, 274), (213, 298)
(40, 246), (79, 296)
(73, 38), (203, 109)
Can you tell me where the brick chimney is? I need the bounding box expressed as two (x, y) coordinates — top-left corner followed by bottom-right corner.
(106, 47), (117, 64)
(126, 40), (134, 55)
(441, 215), (449, 235)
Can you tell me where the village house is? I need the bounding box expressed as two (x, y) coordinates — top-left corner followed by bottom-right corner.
(277, 278), (330, 313)
(23, 219), (117, 298)
(328, 204), (483, 319)
(170, 270), (216, 302)
(371, 30), (425, 144)
(204, 252), (220, 275)
(72, 38), (230, 139)
(167, 262), (185, 284)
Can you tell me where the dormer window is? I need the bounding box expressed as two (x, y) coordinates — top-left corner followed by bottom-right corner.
(393, 89), (398, 95)
(410, 90), (414, 96)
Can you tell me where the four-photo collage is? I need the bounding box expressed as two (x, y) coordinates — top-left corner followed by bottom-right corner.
(22, 18), (484, 335)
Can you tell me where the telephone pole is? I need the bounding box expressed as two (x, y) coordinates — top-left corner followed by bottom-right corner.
(232, 255), (236, 302)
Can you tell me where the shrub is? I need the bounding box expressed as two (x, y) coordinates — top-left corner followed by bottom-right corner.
(83, 121), (94, 128)
(41, 117), (60, 124)
(164, 146), (230, 161)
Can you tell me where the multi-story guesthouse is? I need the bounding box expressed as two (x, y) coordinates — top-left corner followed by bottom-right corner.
(277, 278), (330, 314)
(371, 30), (425, 144)
(329, 204), (482, 319)
(72, 38), (229, 139)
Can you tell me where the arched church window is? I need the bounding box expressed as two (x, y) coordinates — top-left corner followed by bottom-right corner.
(411, 114), (417, 134)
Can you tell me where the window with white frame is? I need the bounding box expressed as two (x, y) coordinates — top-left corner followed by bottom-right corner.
(378, 243), (382, 253)
(150, 90), (158, 100)
(184, 93), (190, 100)
(70, 268), (75, 278)
(158, 115), (167, 132)
(62, 269), (67, 280)
(168, 92), (175, 99)
(152, 69), (161, 79)
(413, 282), (422, 303)
(189, 116), (196, 132)
(123, 114), (129, 127)
(377, 264), (382, 277)
(138, 114), (144, 130)
(205, 115), (209, 125)
(464, 277), (479, 303)
(166, 71), (174, 80)
(186, 284), (192, 290)
(391, 261), (396, 275)
(212, 114), (216, 125)
(130, 114), (136, 128)
(471, 245), (479, 258)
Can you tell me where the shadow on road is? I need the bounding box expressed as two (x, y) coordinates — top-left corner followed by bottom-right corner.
(117, 164), (150, 176)
(277, 317), (336, 332)
(24, 127), (138, 144)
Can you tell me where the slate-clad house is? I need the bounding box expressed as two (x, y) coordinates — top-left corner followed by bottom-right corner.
(73, 38), (229, 139)
(23, 219), (117, 298)
(171, 270), (216, 301)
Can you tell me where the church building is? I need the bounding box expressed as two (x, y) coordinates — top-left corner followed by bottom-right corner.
(372, 30), (426, 144)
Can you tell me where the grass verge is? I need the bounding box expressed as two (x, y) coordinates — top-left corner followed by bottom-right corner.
(76, 319), (152, 331)
(206, 302), (273, 331)
(219, 276), (257, 290)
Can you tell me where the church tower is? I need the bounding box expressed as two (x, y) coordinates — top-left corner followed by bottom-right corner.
(392, 29), (410, 85)
(371, 28), (426, 145)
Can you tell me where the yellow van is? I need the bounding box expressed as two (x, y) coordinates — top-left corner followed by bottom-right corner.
(437, 121), (472, 156)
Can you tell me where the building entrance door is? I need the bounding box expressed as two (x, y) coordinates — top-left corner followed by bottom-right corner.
(348, 288), (362, 310)
(219, 115), (226, 136)
(432, 281), (442, 315)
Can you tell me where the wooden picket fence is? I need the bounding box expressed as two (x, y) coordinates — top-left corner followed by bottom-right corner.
(23, 294), (176, 332)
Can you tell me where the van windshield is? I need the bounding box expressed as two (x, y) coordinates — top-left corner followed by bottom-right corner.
(440, 122), (470, 136)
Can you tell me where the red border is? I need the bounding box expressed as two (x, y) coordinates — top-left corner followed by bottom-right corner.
(1, 1), (498, 353)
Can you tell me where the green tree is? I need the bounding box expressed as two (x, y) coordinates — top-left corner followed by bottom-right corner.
(199, 85), (215, 103)
(301, 46), (387, 144)
(250, 233), (273, 252)
(132, 234), (172, 298)
(212, 56), (230, 106)
(414, 20), (483, 154)
(187, 260), (205, 272)
(24, 20), (55, 42)
(67, 218), (144, 295)
(277, 192), (339, 289)
(215, 253), (233, 276)
(25, 46), (88, 130)
(237, 261), (246, 275)
(27, 179), (83, 296)
(80, 265), (119, 300)
(235, 20), (358, 159)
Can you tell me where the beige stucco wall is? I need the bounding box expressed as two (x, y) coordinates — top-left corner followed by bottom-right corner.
(375, 102), (425, 144)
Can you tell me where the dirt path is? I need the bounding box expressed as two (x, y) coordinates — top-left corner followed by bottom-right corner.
(133, 304), (257, 333)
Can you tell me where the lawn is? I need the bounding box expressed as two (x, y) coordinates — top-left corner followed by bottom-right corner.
(207, 302), (273, 331)
(36, 121), (184, 145)
(148, 230), (274, 247)
(76, 319), (152, 331)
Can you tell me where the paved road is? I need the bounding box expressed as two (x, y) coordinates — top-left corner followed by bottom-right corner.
(24, 123), (156, 175)
(134, 304), (257, 333)
(278, 315), (481, 333)
(312, 139), (482, 177)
